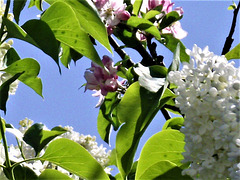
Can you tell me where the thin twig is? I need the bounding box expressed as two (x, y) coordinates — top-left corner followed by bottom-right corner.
(221, 1), (240, 55)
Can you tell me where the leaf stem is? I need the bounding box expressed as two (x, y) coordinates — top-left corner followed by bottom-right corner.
(0, 0), (11, 43)
(221, 1), (240, 55)
(0, 118), (14, 180)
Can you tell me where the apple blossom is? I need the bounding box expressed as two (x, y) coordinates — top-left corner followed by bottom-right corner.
(84, 55), (120, 96)
(92, 0), (130, 34)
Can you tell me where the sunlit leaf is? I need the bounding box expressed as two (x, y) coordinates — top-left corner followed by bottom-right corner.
(13, 0), (27, 24)
(225, 43), (240, 60)
(40, 138), (110, 180)
(160, 34), (190, 62)
(116, 82), (166, 178)
(132, 0), (143, 15)
(38, 169), (72, 180)
(28, 0), (43, 11)
(136, 130), (190, 179)
(127, 16), (161, 40)
(3, 58), (43, 97)
(162, 117), (184, 130)
(144, 9), (162, 20)
(45, 0), (112, 53)
(23, 123), (67, 156)
(41, 1), (103, 66)
(0, 72), (23, 113)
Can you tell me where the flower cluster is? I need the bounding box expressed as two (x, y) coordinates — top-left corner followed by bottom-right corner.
(0, 118), (112, 179)
(92, 0), (130, 34)
(168, 45), (240, 179)
(84, 55), (121, 107)
(0, 1), (19, 95)
(134, 0), (187, 40)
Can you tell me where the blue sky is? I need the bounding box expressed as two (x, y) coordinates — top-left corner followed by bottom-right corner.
(3, 0), (239, 163)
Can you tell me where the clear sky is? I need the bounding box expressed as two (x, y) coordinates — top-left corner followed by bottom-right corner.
(3, 0), (239, 163)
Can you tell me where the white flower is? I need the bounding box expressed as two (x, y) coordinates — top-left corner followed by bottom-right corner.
(134, 63), (165, 92)
(168, 44), (240, 179)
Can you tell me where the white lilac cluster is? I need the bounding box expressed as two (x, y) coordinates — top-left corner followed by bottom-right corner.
(168, 44), (240, 179)
(0, 118), (112, 179)
(0, 0), (19, 95)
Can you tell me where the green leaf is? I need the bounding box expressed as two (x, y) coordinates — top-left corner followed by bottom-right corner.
(144, 9), (162, 20)
(3, 58), (43, 97)
(97, 111), (112, 144)
(115, 82), (166, 178)
(5, 48), (21, 66)
(0, 72), (23, 113)
(160, 34), (190, 62)
(127, 16), (161, 40)
(13, 0), (27, 24)
(159, 11), (182, 30)
(97, 92), (121, 143)
(60, 43), (71, 68)
(225, 43), (240, 60)
(4, 161), (38, 180)
(132, 0), (143, 15)
(40, 138), (110, 180)
(21, 20), (60, 67)
(162, 117), (184, 130)
(168, 42), (180, 73)
(38, 169), (72, 180)
(136, 130), (188, 179)
(3, 17), (38, 47)
(28, 0), (43, 11)
(45, 0), (112, 53)
(23, 123), (67, 156)
(3, 18), (60, 68)
(41, 1), (103, 67)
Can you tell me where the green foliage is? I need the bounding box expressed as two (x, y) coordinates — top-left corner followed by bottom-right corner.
(5, 48), (21, 66)
(115, 82), (168, 178)
(162, 117), (184, 130)
(13, 0), (27, 24)
(40, 138), (110, 180)
(3, 18), (60, 68)
(4, 161), (38, 180)
(144, 9), (163, 20)
(132, 0), (143, 15)
(41, 1), (103, 67)
(38, 169), (72, 180)
(136, 130), (191, 179)
(159, 11), (182, 30)
(23, 123), (67, 156)
(0, 118), (6, 140)
(160, 34), (190, 62)
(28, 0), (43, 11)
(45, 0), (112, 51)
(3, 58), (43, 97)
(127, 16), (161, 40)
(0, 72), (23, 113)
(225, 43), (240, 60)
(168, 43), (180, 73)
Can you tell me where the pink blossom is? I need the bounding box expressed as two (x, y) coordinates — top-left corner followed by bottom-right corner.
(162, 21), (187, 39)
(148, 0), (172, 12)
(93, 0), (130, 35)
(84, 55), (119, 96)
(93, 0), (108, 9)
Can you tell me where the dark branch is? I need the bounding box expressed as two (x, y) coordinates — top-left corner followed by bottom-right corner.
(108, 35), (134, 68)
(222, 1), (240, 55)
